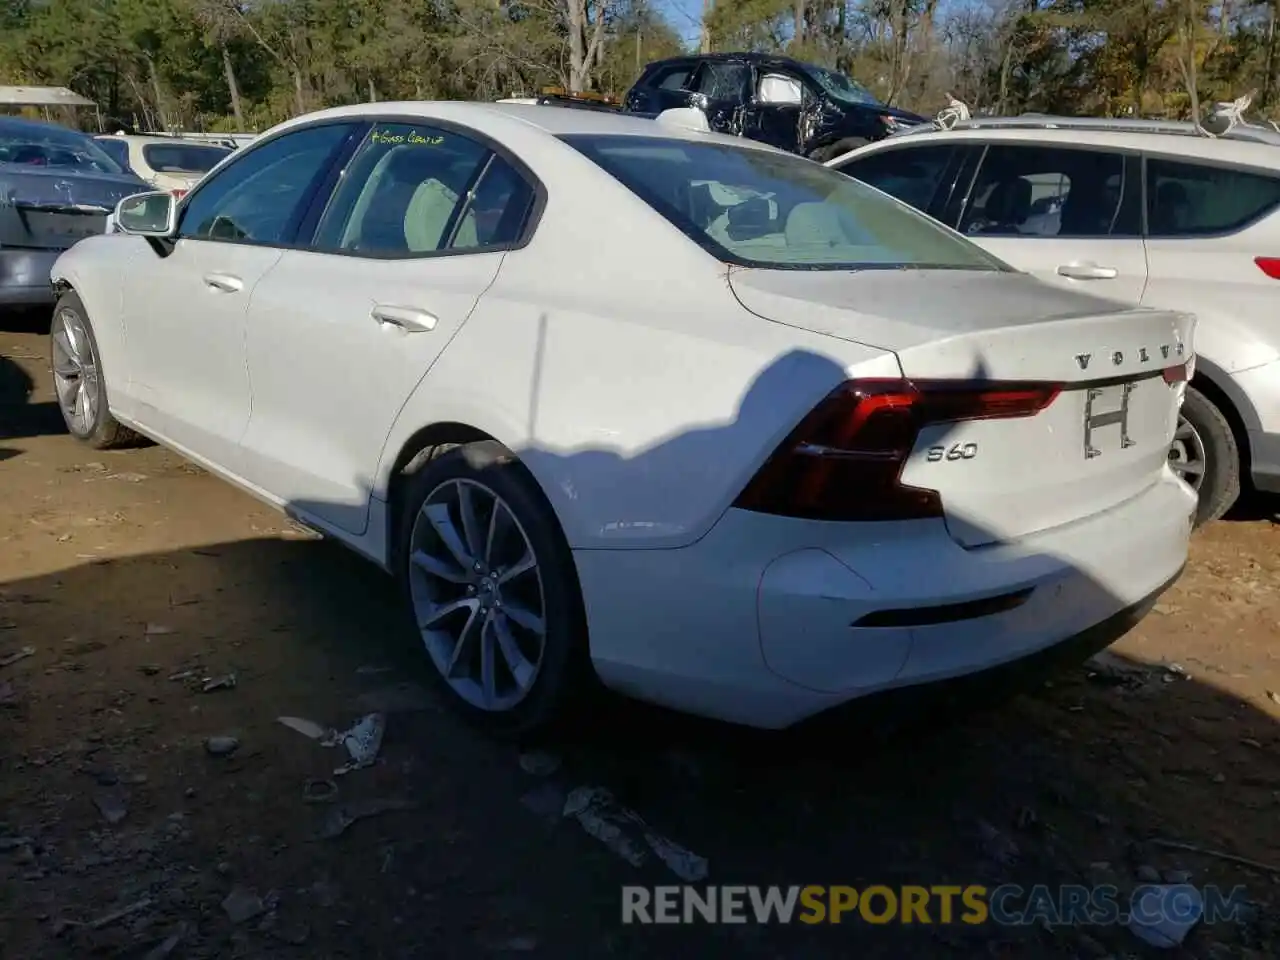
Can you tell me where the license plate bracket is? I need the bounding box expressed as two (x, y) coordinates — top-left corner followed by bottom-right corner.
(1083, 382), (1136, 459)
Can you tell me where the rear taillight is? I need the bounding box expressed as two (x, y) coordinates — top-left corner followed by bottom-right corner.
(1255, 257), (1280, 279)
(1162, 361), (1190, 384)
(733, 378), (1062, 522)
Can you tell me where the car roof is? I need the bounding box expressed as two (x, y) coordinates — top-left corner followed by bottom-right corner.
(96, 134), (231, 149)
(266, 101), (788, 154)
(837, 124), (1280, 170)
(643, 52), (815, 74)
(0, 115), (90, 138)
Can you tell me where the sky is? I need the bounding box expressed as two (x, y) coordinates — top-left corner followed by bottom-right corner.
(654, 0), (976, 52)
(656, 0), (706, 48)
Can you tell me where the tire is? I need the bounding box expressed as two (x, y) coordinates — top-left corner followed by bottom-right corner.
(49, 291), (139, 450)
(394, 441), (591, 739)
(808, 137), (869, 164)
(1173, 385), (1239, 526)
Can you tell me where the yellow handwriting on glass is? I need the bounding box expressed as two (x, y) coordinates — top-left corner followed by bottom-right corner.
(371, 128), (443, 146)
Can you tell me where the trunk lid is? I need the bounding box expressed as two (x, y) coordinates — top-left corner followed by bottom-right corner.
(152, 171), (203, 194)
(730, 267), (1195, 546)
(0, 166), (149, 250)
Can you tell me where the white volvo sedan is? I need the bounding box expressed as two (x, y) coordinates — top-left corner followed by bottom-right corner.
(48, 102), (1197, 735)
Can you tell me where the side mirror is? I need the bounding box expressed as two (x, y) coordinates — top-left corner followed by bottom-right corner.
(758, 74), (803, 107)
(115, 190), (177, 237)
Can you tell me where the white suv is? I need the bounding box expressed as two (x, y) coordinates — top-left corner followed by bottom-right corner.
(828, 116), (1280, 525)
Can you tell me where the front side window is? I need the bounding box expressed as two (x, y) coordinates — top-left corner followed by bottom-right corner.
(692, 62), (751, 101)
(563, 134), (1007, 272)
(143, 143), (231, 175)
(1146, 157), (1280, 236)
(960, 145), (1132, 239)
(835, 145), (957, 215)
(178, 122), (355, 244)
(315, 123), (534, 256)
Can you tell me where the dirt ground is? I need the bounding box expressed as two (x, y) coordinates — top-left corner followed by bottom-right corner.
(2, 318), (1280, 959)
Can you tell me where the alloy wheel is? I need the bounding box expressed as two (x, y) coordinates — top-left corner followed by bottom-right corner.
(1168, 413), (1206, 492)
(407, 478), (547, 712)
(50, 306), (99, 435)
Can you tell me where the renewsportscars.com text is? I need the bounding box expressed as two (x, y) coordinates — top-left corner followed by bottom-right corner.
(622, 883), (1249, 927)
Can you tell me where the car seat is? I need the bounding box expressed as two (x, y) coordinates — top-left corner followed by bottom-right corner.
(346, 147), (478, 253)
(686, 183), (721, 230)
(977, 178), (1031, 233)
(1150, 181), (1190, 234)
(784, 201), (858, 248)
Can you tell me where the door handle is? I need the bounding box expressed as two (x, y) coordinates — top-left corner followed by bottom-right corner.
(371, 304), (437, 333)
(203, 272), (244, 293)
(1056, 263), (1119, 281)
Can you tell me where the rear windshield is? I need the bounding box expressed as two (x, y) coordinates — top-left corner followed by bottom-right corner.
(0, 121), (125, 174)
(142, 143), (231, 174)
(562, 134), (1007, 272)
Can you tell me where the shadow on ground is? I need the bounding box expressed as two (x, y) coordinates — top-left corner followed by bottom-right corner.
(0, 347), (1274, 957)
(1, 351), (62, 443)
(1, 306), (53, 335)
(0, 535), (1276, 959)
(1225, 489), (1280, 524)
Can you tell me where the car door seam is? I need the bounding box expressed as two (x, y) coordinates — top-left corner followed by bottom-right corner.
(373, 251), (512, 493)
(234, 249), (286, 445)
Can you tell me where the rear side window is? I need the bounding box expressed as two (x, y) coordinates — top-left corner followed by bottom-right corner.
(1146, 158), (1280, 236)
(834, 145), (956, 215)
(451, 157), (535, 250)
(143, 143), (230, 174)
(960, 145), (1133, 238)
(652, 66), (693, 90)
(315, 123), (534, 257)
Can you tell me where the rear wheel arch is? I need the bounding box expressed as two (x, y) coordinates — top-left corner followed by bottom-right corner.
(386, 424), (597, 734)
(1180, 372), (1245, 524)
(1190, 368), (1252, 477)
(384, 424), (574, 573)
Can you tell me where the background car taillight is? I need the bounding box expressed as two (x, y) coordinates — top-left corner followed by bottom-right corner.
(733, 378), (1062, 522)
(171, 188), (188, 200)
(1254, 256), (1280, 279)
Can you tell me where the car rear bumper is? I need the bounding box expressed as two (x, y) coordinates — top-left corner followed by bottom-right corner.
(1249, 430), (1280, 494)
(1232, 358), (1280, 493)
(574, 470), (1195, 729)
(0, 249), (58, 306)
